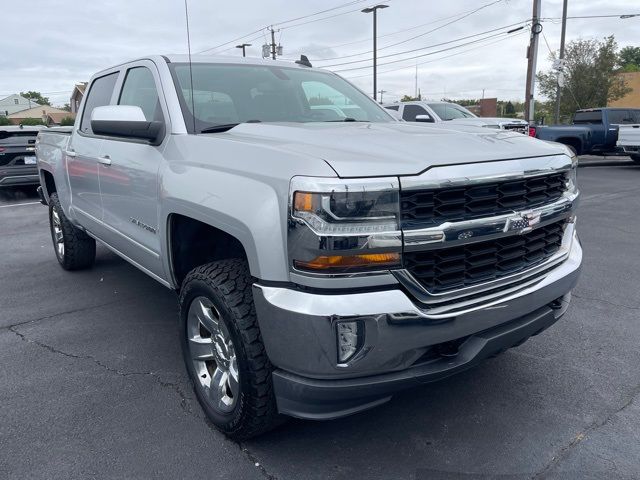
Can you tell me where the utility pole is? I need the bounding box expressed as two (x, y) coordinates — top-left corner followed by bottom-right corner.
(235, 43), (251, 57)
(524, 0), (542, 124)
(378, 89), (386, 103)
(554, 0), (568, 123)
(270, 27), (276, 60)
(362, 4), (389, 101)
(414, 63), (418, 99)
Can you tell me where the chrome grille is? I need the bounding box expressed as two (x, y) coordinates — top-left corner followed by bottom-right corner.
(403, 220), (566, 294)
(400, 172), (567, 228)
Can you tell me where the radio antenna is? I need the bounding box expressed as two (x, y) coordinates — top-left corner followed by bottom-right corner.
(184, 0), (196, 133)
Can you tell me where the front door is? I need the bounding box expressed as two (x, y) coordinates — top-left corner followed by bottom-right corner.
(67, 71), (119, 232)
(98, 62), (168, 278)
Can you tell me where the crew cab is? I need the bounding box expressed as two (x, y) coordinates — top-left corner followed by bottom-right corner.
(0, 125), (43, 187)
(617, 124), (640, 163)
(535, 108), (640, 155)
(383, 100), (530, 134)
(36, 55), (582, 440)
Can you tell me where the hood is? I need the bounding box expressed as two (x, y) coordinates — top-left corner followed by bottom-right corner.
(214, 122), (569, 178)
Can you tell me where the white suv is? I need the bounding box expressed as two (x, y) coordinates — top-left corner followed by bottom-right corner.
(384, 101), (530, 135)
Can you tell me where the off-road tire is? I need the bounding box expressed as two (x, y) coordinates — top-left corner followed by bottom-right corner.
(179, 259), (282, 440)
(48, 193), (96, 270)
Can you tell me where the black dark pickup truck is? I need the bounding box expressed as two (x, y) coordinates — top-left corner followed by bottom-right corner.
(0, 125), (44, 187)
(534, 108), (640, 155)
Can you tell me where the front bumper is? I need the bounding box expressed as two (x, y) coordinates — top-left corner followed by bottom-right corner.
(0, 165), (39, 187)
(253, 234), (582, 420)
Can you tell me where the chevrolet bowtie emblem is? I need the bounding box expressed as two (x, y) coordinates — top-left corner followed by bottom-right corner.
(504, 211), (542, 234)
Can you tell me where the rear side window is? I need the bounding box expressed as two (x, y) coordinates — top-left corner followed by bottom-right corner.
(402, 104), (429, 121)
(608, 110), (634, 124)
(118, 67), (164, 122)
(573, 111), (602, 124)
(80, 72), (119, 134)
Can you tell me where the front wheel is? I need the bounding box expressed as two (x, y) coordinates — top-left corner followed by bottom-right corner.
(178, 259), (282, 440)
(48, 193), (96, 270)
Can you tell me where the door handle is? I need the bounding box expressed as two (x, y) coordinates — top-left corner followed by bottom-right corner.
(98, 155), (112, 166)
(64, 149), (76, 158)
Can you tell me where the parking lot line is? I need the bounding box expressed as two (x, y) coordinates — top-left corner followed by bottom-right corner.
(0, 201), (41, 209)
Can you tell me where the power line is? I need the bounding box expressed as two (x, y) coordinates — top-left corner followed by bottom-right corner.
(277, 1), (391, 31)
(196, 0), (378, 54)
(342, 30), (528, 79)
(323, 20), (528, 69)
(313, 0), (503, 62)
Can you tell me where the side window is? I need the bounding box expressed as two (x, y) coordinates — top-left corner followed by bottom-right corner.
(608, 110), (633, 124)
(119, 67), (163, 122)
(80, 72), (118, 134)
(385, 105), (399, 111)
(402, 104), (428, 121)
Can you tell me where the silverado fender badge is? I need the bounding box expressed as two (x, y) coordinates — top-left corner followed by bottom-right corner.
(504, 211), (542, 234)
(130, 217), (157, 234)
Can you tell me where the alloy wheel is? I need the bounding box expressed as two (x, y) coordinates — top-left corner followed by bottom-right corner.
(186, 296), (240, 413)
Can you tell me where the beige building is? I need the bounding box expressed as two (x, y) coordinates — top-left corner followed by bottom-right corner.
(7, 105), (75, 126)
(70, 82), (87, 113)
(608, 72), (640, 108)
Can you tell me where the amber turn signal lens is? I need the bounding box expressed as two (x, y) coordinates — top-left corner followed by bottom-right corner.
(294, 192), (315, 212)
(294, 253), (400, 271)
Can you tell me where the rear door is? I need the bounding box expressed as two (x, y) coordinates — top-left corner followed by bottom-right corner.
(97, 61), (168, 278)
(67, 71), (119, 230)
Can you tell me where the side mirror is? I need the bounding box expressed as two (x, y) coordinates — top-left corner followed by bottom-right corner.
(91, 105), (163, 143)
(415, 114), (435, 123)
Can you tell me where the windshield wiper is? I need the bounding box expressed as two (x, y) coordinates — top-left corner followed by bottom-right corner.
(323, 118), (369, 122)
(199, 120), (261, 134)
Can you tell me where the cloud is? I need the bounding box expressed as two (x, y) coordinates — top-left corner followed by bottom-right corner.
(1, 0), (637, 105)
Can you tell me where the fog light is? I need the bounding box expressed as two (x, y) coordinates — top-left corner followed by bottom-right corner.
(336, 321), (362, 363)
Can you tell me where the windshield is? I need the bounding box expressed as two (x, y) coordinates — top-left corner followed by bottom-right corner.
(428, 103), (476, 121)
(169, 63), (393, 133)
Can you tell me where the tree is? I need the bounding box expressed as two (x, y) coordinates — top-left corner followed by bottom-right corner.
(537, 36), (631, 121)
(400, 95), (420, 102)
(62, 103), (72, 112)
(19, 118), (46, 126)
(619, 46), (640, 72)
(20, 91), (50, 106)
(505, 101), (516, 115)
(0, 116), (11, 126)
(60, 117), (75, 126)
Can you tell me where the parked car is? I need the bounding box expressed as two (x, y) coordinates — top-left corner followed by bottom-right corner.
(383, 101), (530, 134)
(617, 123), (640, 163)
(534, 108), (640, 155)
(36, 55), (582, 440)
(0, 125), (44, 187)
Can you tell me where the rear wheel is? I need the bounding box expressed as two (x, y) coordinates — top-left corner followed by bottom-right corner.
(179, 259), (282, 440)
(48, 193), (96, 270)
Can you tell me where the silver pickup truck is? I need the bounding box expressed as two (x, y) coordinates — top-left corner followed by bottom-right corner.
(36, 55), (582, 440)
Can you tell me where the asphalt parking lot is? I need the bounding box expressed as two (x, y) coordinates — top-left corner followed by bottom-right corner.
(1, 157), (639, 480)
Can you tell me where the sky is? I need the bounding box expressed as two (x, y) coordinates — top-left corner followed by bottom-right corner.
(1, 0), (638, 107)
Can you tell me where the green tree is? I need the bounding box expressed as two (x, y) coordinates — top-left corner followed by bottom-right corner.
(400, 95), (420, 102)
(537, 36), (631, 121)
(0, 116), (11, 126)
(60, 116), (75, 126)
(62, 103), (72, 112)
(19, 91), (50, 106)
(619, 46), (640, 71)
(505, 101), (516, 115)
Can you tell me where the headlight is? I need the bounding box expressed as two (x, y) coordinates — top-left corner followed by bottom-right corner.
(565, 155), (578, 194)
(289, 177), (401, 274)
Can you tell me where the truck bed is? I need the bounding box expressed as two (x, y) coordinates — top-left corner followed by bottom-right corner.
(617, 124), (640, 155)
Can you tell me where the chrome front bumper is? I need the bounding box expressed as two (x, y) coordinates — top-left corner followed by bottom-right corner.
(253, 233), (581, 418)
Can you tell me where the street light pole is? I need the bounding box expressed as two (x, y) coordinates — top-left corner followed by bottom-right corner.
(524, 0), (542, 124)
(362, 4), (388, 101)
(235, 43), (251, 57)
